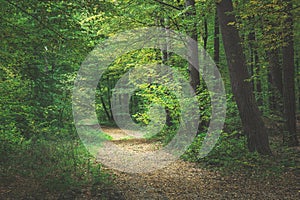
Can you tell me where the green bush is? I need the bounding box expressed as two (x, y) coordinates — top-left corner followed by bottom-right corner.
(182, 132), (298, 178)
(0, 132), (112, 198)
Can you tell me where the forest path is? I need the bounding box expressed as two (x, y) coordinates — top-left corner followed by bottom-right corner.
(99, 127), (299, 200)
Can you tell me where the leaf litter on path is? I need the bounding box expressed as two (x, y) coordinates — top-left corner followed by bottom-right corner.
(99, 127), (299, 200)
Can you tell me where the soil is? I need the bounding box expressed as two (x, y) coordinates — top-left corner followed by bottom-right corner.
(99, 127), (300, 200)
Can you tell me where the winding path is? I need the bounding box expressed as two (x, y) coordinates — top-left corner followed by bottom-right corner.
(99, 127), (299, 200)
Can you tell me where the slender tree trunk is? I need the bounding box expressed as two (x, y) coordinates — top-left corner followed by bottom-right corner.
(268, 49), (283, 95)
(203, 18), (208, 51)
(185, 0), (203, 135)
(267, 48), (283, 112)
(217, 0), (272, 155)
(214, 8), (220, 65)
(248, 29), (263, 106)
(248, 31), (255, 90)
(100, 96), (112, 121)
(254, 46), (263, 106)
(107, 76), (113, 119)
(99, 83), (112, 121)
(282, 0), (299, 146)
(185, 0), (200, 93)
(159, 16), (173, 127)
(160, 17), (169, 63)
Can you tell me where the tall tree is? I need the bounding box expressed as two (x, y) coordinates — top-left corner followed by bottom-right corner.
(213, 8), (220, 65)
(282, 0), (299, 146)
(268, 48), (283, 111)
(216, 0), (272, 154)
(248, 29), (263, 106)
(185, 0), (200, 92)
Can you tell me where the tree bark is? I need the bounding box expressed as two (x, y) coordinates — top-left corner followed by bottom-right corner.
(282, 0), (299, 146)
(185, 0), (200, 93)
(214, 8), (220, 65)
(159, 16), (173, 128)
(217, 0), (272, 155)
(267, 48), (283, 112)
(99, 82), (113, 121)
(203, 18), (208, 51)
(268, 49), (283, 95)
(254, 44), (263, 106)
(248, 30), (262, 106)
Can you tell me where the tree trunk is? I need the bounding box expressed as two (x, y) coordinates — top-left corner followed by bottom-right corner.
(217, 0), (272, 155)
(185, 0), (200, 93)
(159, 17), (173, 128)
(248, 31), (255, 90)
(214, 8), (220, 65)
(159, 17), (169, 64)
(254, 45), (263, 106)
(282, 0), (299, 146)
(267, 48), (283, 112)
(268, 49), (283, 95)
(296, 53), (300, 111)
(99, 83), (112, 121)
(203, 18), (208, 51)
(248, 29), (262, 105)
(107, 76), (114, 120)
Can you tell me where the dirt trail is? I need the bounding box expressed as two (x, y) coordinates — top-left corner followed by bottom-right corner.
(100, 127), (299, 200)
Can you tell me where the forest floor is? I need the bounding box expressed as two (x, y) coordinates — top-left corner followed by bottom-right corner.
(100, 126), (299, 200)
(1, 126), (298, 199)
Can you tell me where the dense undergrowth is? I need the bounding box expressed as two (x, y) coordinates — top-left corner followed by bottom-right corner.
(0, 128), (114, 199)
(182, 132), (299, 178)
(147, 95), (299, 178)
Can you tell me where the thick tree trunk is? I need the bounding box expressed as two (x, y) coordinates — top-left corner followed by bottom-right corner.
(282, 0), (299, 146)
(297, 55), (300, 111)
(217, 0), (272, 154)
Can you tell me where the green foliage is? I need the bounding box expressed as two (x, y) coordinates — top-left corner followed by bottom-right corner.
(183, 133), (298, 177)
(1, 0), (299, 197)
(0, 1), (113, 198)
(0, 134), (111, 198)
(223, 94), (242, 132)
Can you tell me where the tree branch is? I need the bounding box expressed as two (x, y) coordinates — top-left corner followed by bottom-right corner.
(4, 0), (65, 40)
(153, 0), (181, 11)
